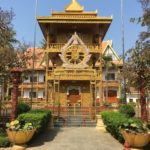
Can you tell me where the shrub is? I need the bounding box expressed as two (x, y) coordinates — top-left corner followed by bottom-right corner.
(101, 111), (127, 143)
(120, 118), (147, 133)
(6, 120), (34, 131)
(0, 136), (10, 147)
(101, 111), (143, 143)
(17, 102), (31, 116)
(119, 104), (135, 117)
(0, 130), (10, 148)
(147, 119), (150, 129)
(17, 109), (51, 135)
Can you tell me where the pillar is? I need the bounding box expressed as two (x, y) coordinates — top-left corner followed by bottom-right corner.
(11, 67), (22, 121)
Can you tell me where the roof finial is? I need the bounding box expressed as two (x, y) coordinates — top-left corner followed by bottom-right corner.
(65, 0), (84, 12)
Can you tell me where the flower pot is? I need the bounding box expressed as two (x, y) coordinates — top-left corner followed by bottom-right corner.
(121, 130), (150, 148)
(6, 129), (36, 144)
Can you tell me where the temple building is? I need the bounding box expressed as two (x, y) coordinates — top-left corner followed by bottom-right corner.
(19, 0), (122, 116)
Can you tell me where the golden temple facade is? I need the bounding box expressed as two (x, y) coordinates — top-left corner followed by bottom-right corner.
(20, 0), (122, 116)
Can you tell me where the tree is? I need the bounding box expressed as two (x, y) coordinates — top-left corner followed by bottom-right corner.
(0, 8), (29, 100)
(139, 0), (150, 47)
(0, 8), (17, 100)
(124, 0), (150, 122)
(16, 40), (31, 52)
(125, 41), (150, 122)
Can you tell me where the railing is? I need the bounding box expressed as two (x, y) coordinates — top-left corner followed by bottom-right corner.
(103, 80), (120, 87)
(47, 69), (100, 80)
(19, 83), (45, 88)
(47, 43), (102, 53)
(47, 106), (95, 117)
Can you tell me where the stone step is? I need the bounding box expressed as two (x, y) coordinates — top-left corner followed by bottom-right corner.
(54, 116), (96, 127)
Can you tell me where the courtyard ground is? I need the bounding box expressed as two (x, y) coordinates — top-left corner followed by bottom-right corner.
(27, 127), (122, 150)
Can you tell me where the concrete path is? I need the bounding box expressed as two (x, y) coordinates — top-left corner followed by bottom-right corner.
(27, 127), (123, 150)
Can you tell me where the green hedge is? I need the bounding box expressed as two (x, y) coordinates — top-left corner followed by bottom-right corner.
(119, 104), (135, 117)
(17, 109), (51, 135)
(101, 111), (143, 143)
(101, 111), (127, 142)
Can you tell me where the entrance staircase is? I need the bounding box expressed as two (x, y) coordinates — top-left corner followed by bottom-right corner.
(54, 107), (97, 127)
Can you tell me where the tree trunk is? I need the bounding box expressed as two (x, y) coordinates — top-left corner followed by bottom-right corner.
(140, 87), (148, 122)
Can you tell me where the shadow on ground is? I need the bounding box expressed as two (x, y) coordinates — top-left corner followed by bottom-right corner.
(28, 128), (61, 148)
(143, 142), (150, 150)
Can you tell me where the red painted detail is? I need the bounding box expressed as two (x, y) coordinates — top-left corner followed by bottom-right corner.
(123, 141), (130, 150)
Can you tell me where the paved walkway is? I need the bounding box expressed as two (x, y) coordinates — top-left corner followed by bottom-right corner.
(27, 127), (123, 150)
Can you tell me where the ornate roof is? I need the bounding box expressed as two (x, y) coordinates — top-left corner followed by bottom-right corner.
(65, 0), (84, 12)
(24, 48), (46, 70)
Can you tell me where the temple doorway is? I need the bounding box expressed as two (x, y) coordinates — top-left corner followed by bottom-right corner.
(68, 89), (80, 105)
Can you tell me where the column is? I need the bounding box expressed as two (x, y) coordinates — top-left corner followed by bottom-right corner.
(11, 68), (22, 121)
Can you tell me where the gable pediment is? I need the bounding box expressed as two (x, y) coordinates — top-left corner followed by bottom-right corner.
(103, 45), (119, 61)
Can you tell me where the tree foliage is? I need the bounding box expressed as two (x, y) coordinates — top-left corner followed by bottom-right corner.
(0, 8), (30, 100)
(0, 8), (17, 83)
(0, 8), (30, 81)
(139, 0), (150, 45)
(125, 41), (150, 90)
(124, 0), (150, 122)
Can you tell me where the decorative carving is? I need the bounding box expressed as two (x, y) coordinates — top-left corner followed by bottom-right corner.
(59, 32), (91, 68)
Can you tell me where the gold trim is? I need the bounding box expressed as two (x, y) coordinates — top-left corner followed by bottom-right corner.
(37, 16), (112, 20)
(52, 11), (97, 16)
(37, 16), (112, 24)
(37, 20), (112, 24)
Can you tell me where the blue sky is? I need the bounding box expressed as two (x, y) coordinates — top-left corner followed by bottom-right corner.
(0, 0), (144, 55)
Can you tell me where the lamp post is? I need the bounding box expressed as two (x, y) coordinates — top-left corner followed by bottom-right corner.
(30, 0), (38, 107)
(121, 0), (126, 103)
(11, 67), (22, 121)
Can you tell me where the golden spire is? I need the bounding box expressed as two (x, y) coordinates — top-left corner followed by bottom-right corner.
(65, 0), (84, 12)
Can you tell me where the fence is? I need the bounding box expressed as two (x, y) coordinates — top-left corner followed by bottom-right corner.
(0, 101), (11, 128)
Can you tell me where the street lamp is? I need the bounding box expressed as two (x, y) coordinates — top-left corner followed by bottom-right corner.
(121, 0), (126, 103)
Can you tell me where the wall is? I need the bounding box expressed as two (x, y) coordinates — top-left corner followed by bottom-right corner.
(126, 93), (140, 103)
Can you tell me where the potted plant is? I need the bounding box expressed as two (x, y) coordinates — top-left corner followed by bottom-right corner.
(120, 119), (150, 148)
(6, 120), (36, 148)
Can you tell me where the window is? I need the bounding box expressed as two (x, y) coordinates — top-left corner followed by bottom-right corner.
(104, 90), (117, 97)
(29, 91), (37, 98)
(30, 76), (37, 83)
(38, 74), (45, 83)
(129, 99), (133, 103)
(105, 73), (115, 80)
